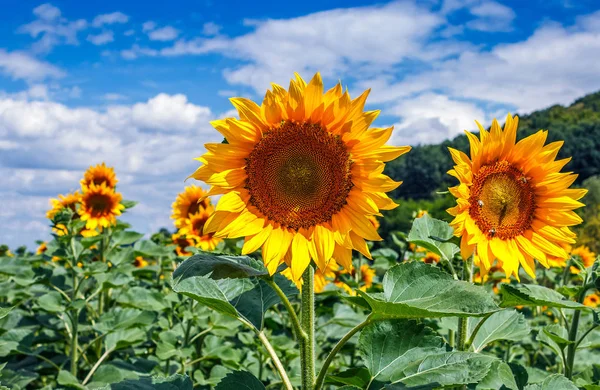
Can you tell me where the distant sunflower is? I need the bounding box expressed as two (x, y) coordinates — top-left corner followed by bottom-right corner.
(422, 252), (440, 264)
(583, 292), (599, 308)
(448, 114), (586, 279)
(36, 242), (47, 255)
(178, 209), (222, 251)
(81, 163), (118, 189)
(172, 233), (196, 257)
(190, 72), (410, 280)
(171, 185), (211, 229)
(79, 182), (124, 230)
(134, 256), (149, 268)
(46, 191), (81, 219)
(335, 264), (376, 295)
(571, 245), (596, 268)
(283, 259), (340, 293)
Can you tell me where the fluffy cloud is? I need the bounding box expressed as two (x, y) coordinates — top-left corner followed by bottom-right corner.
(0, 93), (219, 247)
(92, 11), (129, 27)
(0, 49), (65, 81)
(87, 31), (114, 45)
(148, 26), (180, 41)
(17, 3), (87, 53)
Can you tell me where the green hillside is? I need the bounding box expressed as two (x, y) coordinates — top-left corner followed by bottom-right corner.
(386, 91), (600, 200)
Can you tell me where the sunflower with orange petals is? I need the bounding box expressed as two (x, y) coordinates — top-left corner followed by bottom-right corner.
(448, 114), (587, 279)
(171, 185), (211, 229)
(178, 208), (222, 251)
(81, 162), (118, 189)
(189, 72), (410, 280)
(79, 182), (124, 230)
(46, 192), (81, 219)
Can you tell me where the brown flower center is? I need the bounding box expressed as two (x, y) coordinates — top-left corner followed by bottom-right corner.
(469, 160), (536, 239)
(87, 194), (114, 217)
(245, 121), (353, 230)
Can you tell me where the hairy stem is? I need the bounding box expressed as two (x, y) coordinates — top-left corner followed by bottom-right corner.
(301, 265), (316, 390)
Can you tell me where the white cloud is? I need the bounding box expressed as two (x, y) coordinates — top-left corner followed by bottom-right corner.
(92, 11), (129, 27)
(0, 49), (65, 81)
(467, 1), (516, 32)
(202, 22), (221, 36)
(121, 44), (159, 60)
(87, 31), (114, 45)
(18, 4), (87, 53)
(124, 29), (135, 36)
(103, 93), (127, 101)
(389, 93), (486, 145)
(148, 26), (180, 41)
(217, 90), (237, 97)
(142, 21), (157, 32)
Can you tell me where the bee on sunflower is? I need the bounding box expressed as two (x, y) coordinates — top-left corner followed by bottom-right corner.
(189, 72), (410, 280)
(447, 114), (587, 279)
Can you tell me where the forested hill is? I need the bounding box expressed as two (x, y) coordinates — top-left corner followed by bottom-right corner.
(386, 91), (600, 200)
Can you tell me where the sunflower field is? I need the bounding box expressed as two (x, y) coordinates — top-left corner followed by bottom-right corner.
(1, 73), (599, 390)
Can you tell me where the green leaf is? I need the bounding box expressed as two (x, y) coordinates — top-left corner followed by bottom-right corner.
(117, 287), (168, 312)
(407, 215), (460, 262)
(359, 319), (444, 384)
(121, 200), (138, 209)
(500, 284), (589, 309)
(113, 232), (145, 247)
(231, 275), (298, 329)
(105, 328), (147, 351)
(81, 235), (103, 249)
(37, 291), (66, 313)
(477, 360), (519, 390)
(96, 374), (193, 389)
(325, 367), (371, 388)
(400, 352), (496, 387)
(134, 240), (172, 257)
(524, 374), (578, 390)
(358, 262), (499, 319)
(57, 370), (85, 389)
(215, 371), (265, 389)
(173, 253), (268, 281)
(471, 309), (531, 352)
(171, 276), (242, 318)
(537, 324), (571, 359)
(0, 307), (13, 320)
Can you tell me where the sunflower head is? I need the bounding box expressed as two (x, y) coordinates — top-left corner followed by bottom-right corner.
(190, 72), (410, 280)
(422, 252), (441, 264)
(172, 233), (197, 256)
(47, 191), (81, 220)
(79, 182), (124, 230)
(36, 242), (48, 255)
(583, 292), (599, 308)
(447, 114), (587, 279)
(177, 207), (222, 251)
(171, 185), (211, 228)
(81, 163), (118, 189)
(134, 256), (149, 268)
(571, 245), (596, 268)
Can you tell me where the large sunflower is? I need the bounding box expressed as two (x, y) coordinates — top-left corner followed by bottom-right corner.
(46, 191), (81, 219)
(447, 114), (587, 279)
(171, 185), (211, 228)
(81, 163), (118, 189)
(79, 182), (124, 229)
(190, 73), (409, 280)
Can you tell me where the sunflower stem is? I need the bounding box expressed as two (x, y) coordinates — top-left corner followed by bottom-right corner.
(565, 277), (592, 379)
(301, 265), (316, 390)
(457, 255), (473, 349)
(265, 278), (305, 343)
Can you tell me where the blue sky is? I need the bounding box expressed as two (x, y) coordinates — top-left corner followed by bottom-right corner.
(1, 0), (600, 248)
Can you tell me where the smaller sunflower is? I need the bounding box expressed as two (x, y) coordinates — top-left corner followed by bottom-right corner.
(571, 245), (596, 268)
(134, 256), (149, 268)
(79, 182), (124, 230)
(47, 192), (81, 219)
(172, 233), (197, 256)
(178, 209), (222, 251)
(422, 252), (441, 264)
(36, 242), (47, 255)
(283, 259), (340, 293)
(335, 264), (376, 295)
(81, 162), (118, 189)
(583, 292), (600, 308)
(171, 185), (211, 228)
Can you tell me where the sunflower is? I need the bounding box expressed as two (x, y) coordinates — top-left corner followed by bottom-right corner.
(46, 191), (81, 219)
(36, 242), (47, 255)
(81, 162), (118, 189)
(178, 208), (223, 251)
(190, 72), (409, 280)
(422, 251), (440, 264)
(171, 185), (211, 229)
(172, 233), (197, 257)
(79, 182), (124, 230)
(134, 256), (149, 268)
(447, 114), (586, 279)
(571, 245), (596, 268)
(583, 292), (600, 308)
